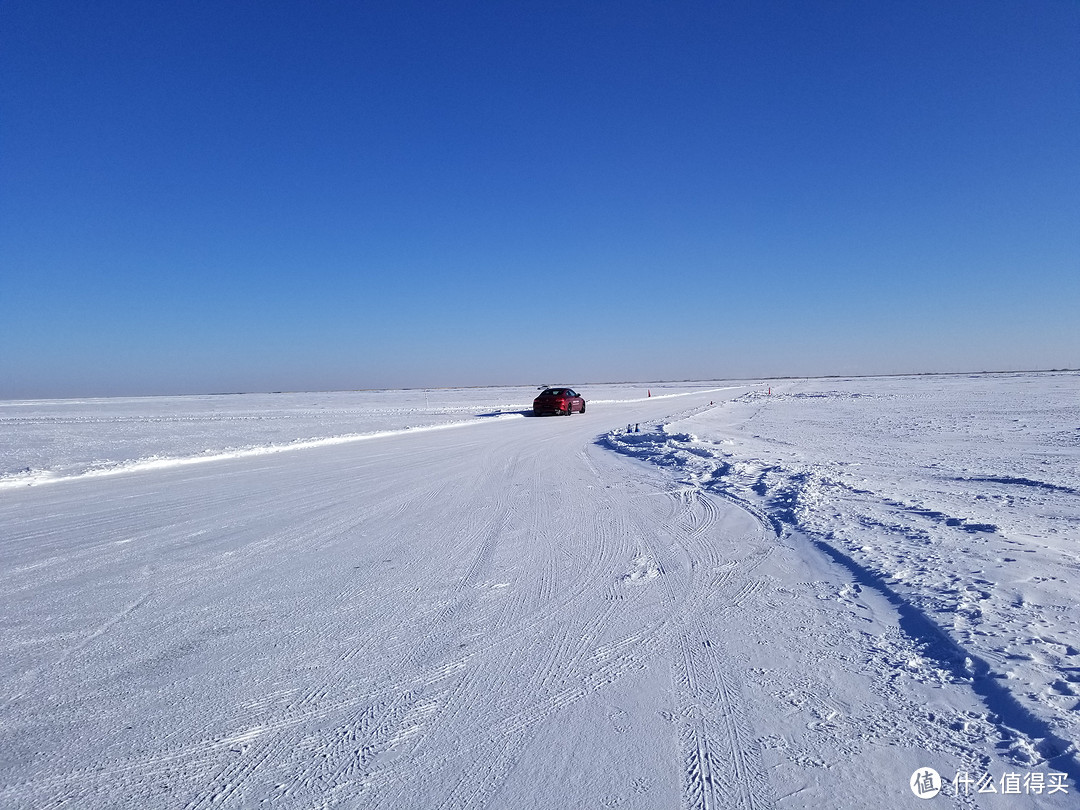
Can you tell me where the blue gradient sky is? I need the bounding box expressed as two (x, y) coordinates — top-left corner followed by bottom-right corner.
(2, 0), (1078, 397)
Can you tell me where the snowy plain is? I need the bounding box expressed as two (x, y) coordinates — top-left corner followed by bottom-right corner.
(0, 383), (712, 488)
(1, 374), (1077, 808)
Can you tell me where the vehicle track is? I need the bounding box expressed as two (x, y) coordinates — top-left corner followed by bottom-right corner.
(4, 391), (788, 809)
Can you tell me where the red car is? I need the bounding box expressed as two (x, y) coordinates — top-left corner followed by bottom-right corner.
(533, 387), (585, 416)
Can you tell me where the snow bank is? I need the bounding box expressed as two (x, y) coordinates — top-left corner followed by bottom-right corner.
(604, 372), (1080, 781)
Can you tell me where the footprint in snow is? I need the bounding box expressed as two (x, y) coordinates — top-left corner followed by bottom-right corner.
(619, 554), (663, 585)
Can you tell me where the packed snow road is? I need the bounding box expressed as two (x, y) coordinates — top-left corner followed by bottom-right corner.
(0, 383), (1072, 808)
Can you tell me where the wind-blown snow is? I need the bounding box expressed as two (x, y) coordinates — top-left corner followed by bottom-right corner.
(1, 374), (1076, 808)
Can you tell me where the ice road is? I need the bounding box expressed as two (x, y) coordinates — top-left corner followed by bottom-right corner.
(1, 376), (1077, 809)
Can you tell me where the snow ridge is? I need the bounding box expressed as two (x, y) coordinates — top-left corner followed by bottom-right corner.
(0, 415), (525, 490)
(601, 382), (1080, 790)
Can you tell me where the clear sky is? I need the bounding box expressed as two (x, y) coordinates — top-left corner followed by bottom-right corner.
(2, 0), (1078, 398)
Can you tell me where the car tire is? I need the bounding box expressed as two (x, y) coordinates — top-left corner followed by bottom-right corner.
(581, 402), (585, 413)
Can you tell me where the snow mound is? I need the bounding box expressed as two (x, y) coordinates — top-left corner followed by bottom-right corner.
(602, 372), (1080, 783)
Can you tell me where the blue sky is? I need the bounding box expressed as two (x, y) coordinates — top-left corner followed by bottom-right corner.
(2, 0), (1078, 397)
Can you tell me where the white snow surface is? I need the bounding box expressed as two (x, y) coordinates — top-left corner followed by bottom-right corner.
(0, 383), (731, 488)
(1, 374), (1078, 808)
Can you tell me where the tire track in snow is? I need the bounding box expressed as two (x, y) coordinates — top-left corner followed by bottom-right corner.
(599, 438), (779, 810)
(264, 447), (604, 807)
(366, 461), (633, 804)
(3, 393), (758, 808)
(175, 449), (525, 808)
(602, 415), (1080, 804)
(670, 555), (774, 807)
(293, 411), (749, 806)
(55, 592), (152, 664)
(363, 441), (694, 807)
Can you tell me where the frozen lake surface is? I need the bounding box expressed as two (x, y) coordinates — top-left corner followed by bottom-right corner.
(1, 373), (1077, 808)
(0, 382), (728, 487)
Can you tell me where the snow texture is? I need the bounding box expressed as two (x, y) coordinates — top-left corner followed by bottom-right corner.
(1, 374), (1077, 808)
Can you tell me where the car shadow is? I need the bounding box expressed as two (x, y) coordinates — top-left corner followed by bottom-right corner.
(475, 409), (533, 418)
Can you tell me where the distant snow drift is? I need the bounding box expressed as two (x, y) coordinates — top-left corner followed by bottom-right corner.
(0, 415), (526, 489)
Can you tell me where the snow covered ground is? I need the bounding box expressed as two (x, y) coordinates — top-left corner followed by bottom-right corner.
(606, 372), (1080, 806)
(1, 374), (1077, 808)
(0, 382), (721, 488)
